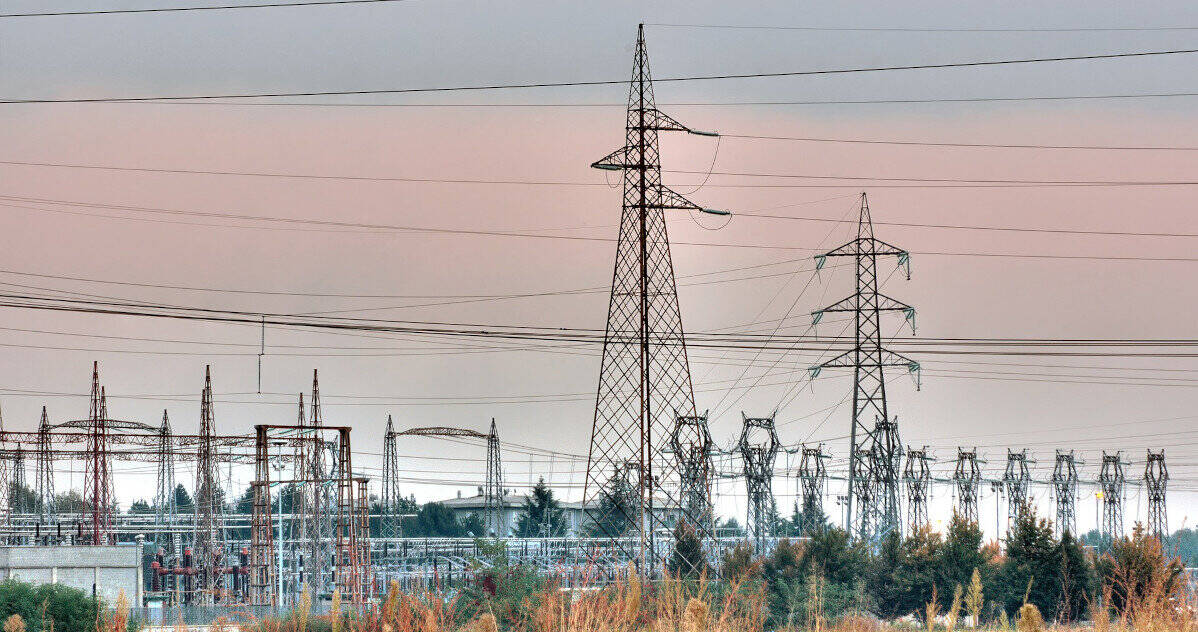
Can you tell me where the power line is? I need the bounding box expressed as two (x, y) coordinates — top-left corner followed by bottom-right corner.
(0, 0), (409, 18)
(49, 91), (1198, 107)
(3, 48), (1195, 103)
(670, 168), (1197, 186)
(646, 22), (1198, 33)
(722, 133), (1198, 152)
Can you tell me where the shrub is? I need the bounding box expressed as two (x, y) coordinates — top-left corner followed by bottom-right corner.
(0, 580), (98, 632)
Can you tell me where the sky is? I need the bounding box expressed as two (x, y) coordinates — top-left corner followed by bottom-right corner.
(1, 0), (1196, 542)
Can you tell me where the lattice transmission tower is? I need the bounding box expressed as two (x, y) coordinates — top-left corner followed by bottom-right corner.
(798, 444), (829, 534)
(301, 371), (332, 595)
(583, 23), (719, 572)
(381, 415), (402, 539)
(11, 443), (28, 516)
(903, 446), (932, 533)
(811, 193), (917, 544)
(1099, 451), (1126, 541)
(194, 366), (226, 602)
(953, 448), (981, 524)
(1003, 449), (1031, 530)
(739, 414), (780, 550)
(1051, 449), (1079, 537)
(35, 407), (54, 525)
(1144, 450), (1167, 540)
(84, 362), (114, 545)
(154, 410), (177, 547)
(483, 419), (505, 536)
(671, 412), (714, 534)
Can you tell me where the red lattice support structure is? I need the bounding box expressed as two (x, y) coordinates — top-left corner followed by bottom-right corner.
(333, 428), (359, 602)
(354, 477), (372, 601)
(83, 362), (114, 545)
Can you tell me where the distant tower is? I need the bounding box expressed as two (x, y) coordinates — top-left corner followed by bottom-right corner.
(11, 443), (28, 515)
(953, 448), (981, 524)
(671, 412), (715, 534)
(1098, 451), (1126, 541)
(810, 193), (917, 544)
(739, 414), (780, 550)
(193, 366), (225, 602)
(483, 419), (505, 536)
(903, 447), (932, 533)
(1144, 450), (1168, 540)
(1003, 449), (1031, 530)
(381, 415), (402, 539)
(154, 410), (177, 545)
(582, 24), (719, 572)
(83, 362), (114, 545)
(1051, 450), (1079, 537)
(35, 407), (54, 525)
(797, 444), (830, 534)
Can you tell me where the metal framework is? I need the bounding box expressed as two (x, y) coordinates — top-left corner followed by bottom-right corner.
(1051, 449), (1079, 537)
(1098, 451), (1126, 541)
(811, 192), (917, 544)
(583, 23), (716, 574)
(1003, 449), (1031, 529)
(194, 366), (226, 603)
(952, 448), (981, 524)
(739, 414), (779, 550)
(35, 407), (53, 526)
(903, 446), (932, 533)
(1145, 450), (1167, 540)
(154, 410), (177, 546)
(670, 411), (714, 535)
(83, 362), (114, 545)
(483, 419), (506, 536)
(797, 444), (829, 534)
(381, 415), (402, 539)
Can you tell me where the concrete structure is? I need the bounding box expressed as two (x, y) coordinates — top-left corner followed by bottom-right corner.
(0, 545), (143, 604)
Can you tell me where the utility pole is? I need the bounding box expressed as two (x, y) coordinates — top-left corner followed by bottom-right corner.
(739, 414), (779, 551)
(1051, 449), (1079, 537)
(1098, 451), (1125, 541)
(953, 448), (981, 525)
(583, 23), (719, 575)
(1144, 450), (1167, 541)
(811, 193), (917, 545)
(903, 447), (932, 533)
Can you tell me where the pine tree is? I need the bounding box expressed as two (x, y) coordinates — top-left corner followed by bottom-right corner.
(667, 521), (709, 579)
(514, 478), (565, 537)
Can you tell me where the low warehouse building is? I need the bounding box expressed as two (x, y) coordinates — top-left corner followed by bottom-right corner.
(0, 545), (143, 604)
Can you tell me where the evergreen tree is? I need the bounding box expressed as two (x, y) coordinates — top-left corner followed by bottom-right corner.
(996, 507), (1095, 622)
(584, 473), (634, 537)
(173, 484), (194, 513)
(937, 512), (988, 597)
(667, 521), (710, 579)
(127, 499), (153, 514)
(400, 502), (478, 537)
(514, 478), (565, 537)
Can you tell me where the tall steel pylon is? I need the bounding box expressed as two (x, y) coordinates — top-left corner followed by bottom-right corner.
(154, 410), (177, 546)
(671, 412), (715, 536)
(797, 444), (829, 534)
(83, 362), (114, 545)
(811, 193), (917, 544)
(11, 443), (28, 516)
(583, 23), (718, 572)
(380, 415), (402, 539)
(35, 407), (54, 525)
(1051, 449), (1079, 537)
(301, 371), (331, 596)
(903, 446), (932, 533)
(483, 419), (506, 536)
(952, 448), (981, 525)
(1003, 449), (1031, 530)
(194, 366), (225, 602)
(1098, 451), (1126, 541)
(1144, 450), (1167, 540)
(739, 413), (779, 550)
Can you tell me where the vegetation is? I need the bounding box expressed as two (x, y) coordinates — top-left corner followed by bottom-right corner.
(0, 580), (99, 632)
(513, 478), (566, 537)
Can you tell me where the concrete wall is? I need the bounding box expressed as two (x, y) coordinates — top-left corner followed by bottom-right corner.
(0, 545), (143, 605)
